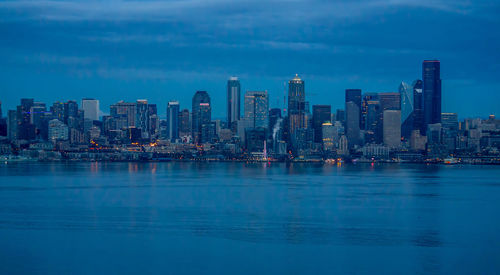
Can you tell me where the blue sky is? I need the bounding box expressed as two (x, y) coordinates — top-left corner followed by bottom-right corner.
(1, 0), (499, 119)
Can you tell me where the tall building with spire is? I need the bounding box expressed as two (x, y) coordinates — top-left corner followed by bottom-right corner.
(288, 74), (305, 134)
(423, 60), (442, 134)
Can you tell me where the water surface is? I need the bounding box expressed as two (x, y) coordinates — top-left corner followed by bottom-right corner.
(0, 162), (499, 274)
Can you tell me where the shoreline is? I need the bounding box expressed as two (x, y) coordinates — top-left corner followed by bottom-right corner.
(1, 157), (499, 165)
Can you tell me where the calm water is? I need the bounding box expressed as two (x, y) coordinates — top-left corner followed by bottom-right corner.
(0, 162), (499, 274)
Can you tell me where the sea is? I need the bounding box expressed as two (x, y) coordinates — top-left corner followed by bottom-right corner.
(0, 162), (499, 274)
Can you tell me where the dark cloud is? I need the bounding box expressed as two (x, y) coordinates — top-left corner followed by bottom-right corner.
(0, 0), (499, 117)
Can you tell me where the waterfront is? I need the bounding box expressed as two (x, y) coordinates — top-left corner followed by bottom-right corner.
(0, 162), (499, 274)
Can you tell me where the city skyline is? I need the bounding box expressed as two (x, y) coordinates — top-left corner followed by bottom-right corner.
(1, 1), (500, 117)
(0, 68), (496, 121)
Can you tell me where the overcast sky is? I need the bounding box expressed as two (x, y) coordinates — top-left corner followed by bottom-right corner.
(1, 0), (499, 118)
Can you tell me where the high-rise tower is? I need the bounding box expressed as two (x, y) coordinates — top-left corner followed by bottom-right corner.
(227, 77), (240, 130)
(423, 60), (442, 134)
(192, 91), (211, 144)
(167, 101), (180, 142)
(345, 89), (362, 147)
(288, 74), (305, 135)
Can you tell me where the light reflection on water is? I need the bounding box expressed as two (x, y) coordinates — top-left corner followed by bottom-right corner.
(0, 162), (499, 274)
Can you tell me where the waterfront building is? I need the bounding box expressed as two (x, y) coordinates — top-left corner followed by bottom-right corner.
(362, 144), (390, 159)
(410, 130), (427, 151)
(81, 98), (99, 121)
(167, 101), (180, 142)
(192, 91), (211, 144)
(427, 123), (442, 145)
(291, 128), (314, 151)
(227, 77), (241, 130)
(423, 60), (442, 134)
(338, 135), (349, 156)
(245, 127), (267, 153)
(383, 110), (401, 148)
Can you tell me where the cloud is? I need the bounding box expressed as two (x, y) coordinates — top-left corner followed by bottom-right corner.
(0, 0), (493, 23)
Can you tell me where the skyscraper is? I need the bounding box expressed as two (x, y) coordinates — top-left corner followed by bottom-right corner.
(400, 82), (414, 140)
(7, 110), (17, 141)
(412, 79), (424, 135)
(345, 89), (361, 147)
(110, 101), (136, 127)
(167, 101), (180, 142)
(288, 74), (305, 134)
(379, 92), (400, 111)
(423, 60), (442, 134)
(312, 105), (331, 143)
(148, 104), (158, 139)
(321, 122), (337, 151)
(192, 91), (211, 144)
(441, 112), (458, 150)
(178, 109), (191, 139)
(30, 102), (46, 139)
(17, 98), (35, 140)
(50, 102), (64, 122)
(383, 110), (401, 148)
(244, 91), (269, 129)
(63, 100), (78, 124)
(362, 93), (378, 130)
(81, 98), (99, 121)
(336, 109), (345, 126)
(136, 100), (150, 139)
(227, 77), (241, 130)
(345, 101), (360, 148)
(365, 100), (382, 143)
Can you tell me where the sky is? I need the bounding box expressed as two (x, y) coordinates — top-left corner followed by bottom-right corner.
(1, 0), (500, 119)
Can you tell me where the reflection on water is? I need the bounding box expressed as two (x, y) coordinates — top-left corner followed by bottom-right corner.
(0, 162), (499, 274)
